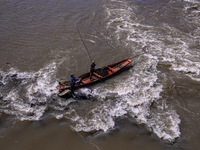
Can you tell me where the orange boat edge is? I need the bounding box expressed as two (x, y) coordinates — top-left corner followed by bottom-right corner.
(56, 59), (132, 91)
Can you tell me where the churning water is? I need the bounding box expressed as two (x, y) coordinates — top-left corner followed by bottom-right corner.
(0, 0), (200, 150)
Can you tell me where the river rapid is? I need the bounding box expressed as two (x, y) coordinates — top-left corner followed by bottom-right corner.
(0, 0), (200, 150)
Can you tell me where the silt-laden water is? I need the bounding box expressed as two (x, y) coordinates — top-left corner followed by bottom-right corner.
(0, 0), (200, 150)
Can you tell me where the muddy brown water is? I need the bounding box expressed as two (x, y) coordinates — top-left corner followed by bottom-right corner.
(0, 0), (200, 150)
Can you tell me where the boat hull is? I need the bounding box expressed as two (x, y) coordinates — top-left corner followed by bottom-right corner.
(56, 59), (132, 91)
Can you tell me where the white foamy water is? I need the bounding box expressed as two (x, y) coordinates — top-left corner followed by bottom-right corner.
(63, 54), (180, 142)
(0, 61), (62, 121)
(58, 0), (188, 142)
(26, 62), (58, 101)
(104, 0), (200, 81)
(1, 0), (199, 144)
(183, 0), (199, 3)
(103, 0), (183, 142)
(0, 48), (74, 120)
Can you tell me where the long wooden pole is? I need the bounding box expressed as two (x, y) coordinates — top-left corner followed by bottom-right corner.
(76, 28), (93, 63)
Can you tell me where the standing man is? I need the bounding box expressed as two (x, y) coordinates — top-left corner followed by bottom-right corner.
(90, 61), (96, 80)
(70, 74), (76, 96)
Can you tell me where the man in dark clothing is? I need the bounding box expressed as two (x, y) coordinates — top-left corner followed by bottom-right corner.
(70, 74), (76, 95)
(90, 61), (96, 79)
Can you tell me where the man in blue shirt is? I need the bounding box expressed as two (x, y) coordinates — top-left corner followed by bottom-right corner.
(70, 74), (76, 95)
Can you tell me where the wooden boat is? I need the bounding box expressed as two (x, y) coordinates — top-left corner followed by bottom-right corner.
(56, 59), (132, 97)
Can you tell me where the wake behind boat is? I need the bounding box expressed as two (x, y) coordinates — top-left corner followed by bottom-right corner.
(56, 59), (132, 97)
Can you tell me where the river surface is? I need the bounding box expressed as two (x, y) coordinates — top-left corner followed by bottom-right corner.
(0, 0), (200, 150)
